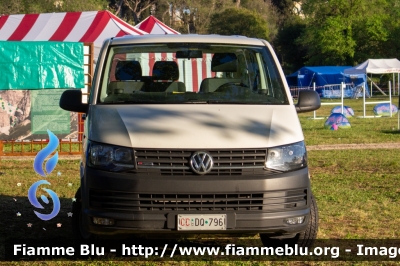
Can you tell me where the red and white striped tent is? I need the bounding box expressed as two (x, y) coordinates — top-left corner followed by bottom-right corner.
(135, 16), (213, 92)
(0, 10), (147, 58)
(135, 15), (180, 35)
(134, 52), (213, 92)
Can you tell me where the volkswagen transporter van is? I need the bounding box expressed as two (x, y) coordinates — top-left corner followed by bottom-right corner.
(60, 34), (321, 247)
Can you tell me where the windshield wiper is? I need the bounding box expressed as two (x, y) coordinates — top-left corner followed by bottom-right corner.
(102, 100), (161, 104)
(206, 100), (271, 104)
(180, 99), (207, 104)
(102, 100), (277, 104)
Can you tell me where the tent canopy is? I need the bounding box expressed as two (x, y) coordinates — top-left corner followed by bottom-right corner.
(0, 10), (147, 58)
(344, 58), (400, 74)
(0, 41), (84, 90)
(135, 15), (180, 34)
(287, 66), (366, 88)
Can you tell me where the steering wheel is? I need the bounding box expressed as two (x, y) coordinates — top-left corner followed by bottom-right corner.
(215, 82), (248, 93)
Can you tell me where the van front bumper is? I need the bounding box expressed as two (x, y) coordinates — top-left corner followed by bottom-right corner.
(80, 166), (311, 236)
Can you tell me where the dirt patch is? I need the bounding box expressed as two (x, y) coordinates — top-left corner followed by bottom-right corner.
(307, 142), (400, 151)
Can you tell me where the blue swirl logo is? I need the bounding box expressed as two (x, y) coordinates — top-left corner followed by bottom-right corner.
(28, 129), (60, 221)
(28, 180), (60, 221)
(33, 130), (59, 177)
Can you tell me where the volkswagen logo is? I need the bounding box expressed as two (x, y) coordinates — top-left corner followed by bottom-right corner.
(190, 151), (214, 175)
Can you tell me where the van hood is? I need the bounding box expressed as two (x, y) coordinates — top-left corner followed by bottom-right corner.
(88, 104), (304, 149)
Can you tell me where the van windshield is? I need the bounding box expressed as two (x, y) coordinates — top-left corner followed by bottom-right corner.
(98, 43), (289, 105)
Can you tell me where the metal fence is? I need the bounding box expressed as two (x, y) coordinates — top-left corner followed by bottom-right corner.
(290, 83), (363, 99)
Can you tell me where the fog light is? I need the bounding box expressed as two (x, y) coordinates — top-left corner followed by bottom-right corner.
(93, 217), (115, 225)
(285, 216), (305, 225)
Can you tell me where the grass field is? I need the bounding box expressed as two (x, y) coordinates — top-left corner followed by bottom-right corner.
(299, 97), (400, 145)
(1, 150), (400, 264)
(1, 96), (400, 264)
(1, 149), (399, 239)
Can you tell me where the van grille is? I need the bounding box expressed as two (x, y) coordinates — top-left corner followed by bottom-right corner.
(89, 189), (307, 212)
(134, 149), (274, 176)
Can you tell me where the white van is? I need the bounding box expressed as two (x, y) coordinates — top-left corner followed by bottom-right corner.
(60, 34), (321, 247)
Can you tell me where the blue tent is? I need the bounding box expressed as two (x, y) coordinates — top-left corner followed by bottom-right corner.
(286, 66), (369, 98)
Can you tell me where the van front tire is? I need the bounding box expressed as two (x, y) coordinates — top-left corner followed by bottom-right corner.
(72, 188), (96, 240)
(259, 194), (318, 248)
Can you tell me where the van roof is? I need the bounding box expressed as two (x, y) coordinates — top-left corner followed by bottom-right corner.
(109, 34), (267, 46)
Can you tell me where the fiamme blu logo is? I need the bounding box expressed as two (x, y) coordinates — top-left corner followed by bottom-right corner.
(27, 129), (60, 221)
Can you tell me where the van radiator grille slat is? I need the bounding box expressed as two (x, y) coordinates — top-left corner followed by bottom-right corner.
(134, 149), (272, 176)
(89, 189), (307, 212)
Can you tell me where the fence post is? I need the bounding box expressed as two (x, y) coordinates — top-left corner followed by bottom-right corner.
(393, 73), (396, 96)
(389, 81), (392, 117)
(0, 141), (3, 156)
(363, 83), (366, 118)
(313, 82), (317, 119)
(371, 76), (373, 96)
(341, 82), (344, 114)
(398, 73), (399, 96)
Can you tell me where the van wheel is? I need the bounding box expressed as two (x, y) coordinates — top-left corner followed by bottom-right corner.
(260, 194), (318, 248)
(72, 188), (96, 240)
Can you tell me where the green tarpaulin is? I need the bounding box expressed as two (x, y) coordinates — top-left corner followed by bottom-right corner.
(0, 41), (84, 90)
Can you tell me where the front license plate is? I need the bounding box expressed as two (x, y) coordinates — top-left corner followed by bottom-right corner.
(177, 214), (226, 230)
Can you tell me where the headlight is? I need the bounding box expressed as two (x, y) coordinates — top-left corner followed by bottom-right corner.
(265, 141), (307, 171)
(87, 142), (135, 171)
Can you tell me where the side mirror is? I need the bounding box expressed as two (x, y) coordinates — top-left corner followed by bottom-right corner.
(59, 89), (88, 113)
(295, 90), (321, 113)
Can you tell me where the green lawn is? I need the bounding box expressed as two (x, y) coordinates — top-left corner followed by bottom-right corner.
(300, 97), (400, 145)
(1, 96), (400, 264)
(309, 149), (400, 239)
(1, 148), (399, 264)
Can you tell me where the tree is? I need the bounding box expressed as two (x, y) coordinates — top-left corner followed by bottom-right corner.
(0, 0), (108, 14)
(385, 0), (400, 59)
(208, 8), (271, 40)
(297, 0), (394, 66)
(268, 0), (306, 73)
(354, 0), (400, 61)
(151, 0), (237, 34)
(109, 0), (156, 24)
(271, 0), (296, 18)
(274, 16), (307, 74)
(297, 0), (361, 65)
(240, 0), (279, 41)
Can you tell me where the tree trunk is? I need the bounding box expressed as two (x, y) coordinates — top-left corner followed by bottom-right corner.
(115, 0), (124, 17)
(132, 12), (140, 24)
